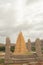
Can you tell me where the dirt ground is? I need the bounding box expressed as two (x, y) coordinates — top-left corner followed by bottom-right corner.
(0, 63), (43, 65)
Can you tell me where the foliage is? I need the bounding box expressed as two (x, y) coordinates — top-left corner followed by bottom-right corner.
(10, 46), (15, 52)
(0, 46), (5, 52)
(0, 46), (15, 52)
(0, 46), (43, 52)
(0, 59), (4, 63)
(32, 47), (36, 51)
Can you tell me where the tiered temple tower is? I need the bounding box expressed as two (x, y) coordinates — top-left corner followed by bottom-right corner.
(14, 32), (28, 55)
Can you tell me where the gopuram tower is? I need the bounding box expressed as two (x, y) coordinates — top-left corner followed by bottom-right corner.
(14, 32), (28, 55)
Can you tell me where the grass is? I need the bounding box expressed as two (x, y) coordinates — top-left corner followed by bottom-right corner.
(24, 51), (33, 55)
(0, 59), (4, 63)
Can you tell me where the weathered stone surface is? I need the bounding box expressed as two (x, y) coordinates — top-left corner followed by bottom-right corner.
(14, 32), (28, 55)
(28, 39), (31, 52)
(5, 37), (11, 63)
(35, 38), (42, 58)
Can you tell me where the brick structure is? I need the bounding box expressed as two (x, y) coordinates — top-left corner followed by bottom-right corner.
(14, 32), (28, 55)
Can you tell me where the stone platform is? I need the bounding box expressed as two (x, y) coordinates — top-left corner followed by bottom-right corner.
(5, 54), (43, 64)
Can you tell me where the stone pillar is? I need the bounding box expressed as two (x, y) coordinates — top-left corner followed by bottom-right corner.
(28, 39), (31, 52)
(5, 37), (11, 63)
(35, 38), (42, 59)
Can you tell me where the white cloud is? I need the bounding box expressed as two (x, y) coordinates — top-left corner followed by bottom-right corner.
(0, 0), (43, 43)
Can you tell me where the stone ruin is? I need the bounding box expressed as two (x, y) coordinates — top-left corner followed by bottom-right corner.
(35, 38), (42, 59)
(4, 32), (43, 64)
(28, 39), (32, 52)
(5, 37), (11, 63)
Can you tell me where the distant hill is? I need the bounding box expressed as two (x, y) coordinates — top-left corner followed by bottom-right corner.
(0, 39), (43, 47)
(0, 43), (5, 47)
(0, 43), (15, 47)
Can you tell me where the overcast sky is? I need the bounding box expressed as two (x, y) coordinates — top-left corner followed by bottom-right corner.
(0, 0), (43, 43)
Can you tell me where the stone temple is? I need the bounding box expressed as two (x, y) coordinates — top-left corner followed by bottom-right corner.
(14, 32), (28, 55)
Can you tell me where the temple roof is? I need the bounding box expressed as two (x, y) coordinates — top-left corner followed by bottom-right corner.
(14, 32), (28, 54)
